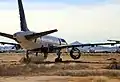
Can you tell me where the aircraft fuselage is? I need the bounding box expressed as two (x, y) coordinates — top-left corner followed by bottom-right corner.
(13, 31), (67, 51)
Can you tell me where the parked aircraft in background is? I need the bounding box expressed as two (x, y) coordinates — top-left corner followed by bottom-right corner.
(70, 41), (120, 53)
(0, 0), (119, 62)
(107, 40), (120, 43)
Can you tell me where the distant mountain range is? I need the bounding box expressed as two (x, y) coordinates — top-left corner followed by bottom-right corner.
(70, 41), (120, 52)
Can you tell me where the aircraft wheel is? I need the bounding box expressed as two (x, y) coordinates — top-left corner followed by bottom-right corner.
(70, 47), (81, 59)
(55, 58), (62, 62)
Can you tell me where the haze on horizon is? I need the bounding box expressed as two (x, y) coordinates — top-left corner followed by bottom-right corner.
(0, 0), (120, 44)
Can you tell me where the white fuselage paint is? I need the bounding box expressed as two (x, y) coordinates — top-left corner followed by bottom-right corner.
(13, 31), (67, 50)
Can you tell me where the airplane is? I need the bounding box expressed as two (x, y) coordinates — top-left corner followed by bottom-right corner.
(0, 0), (119, 62)
(107, 39), (120, 52)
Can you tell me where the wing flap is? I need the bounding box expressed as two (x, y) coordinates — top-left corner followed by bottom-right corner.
(25, 29), (58, 40)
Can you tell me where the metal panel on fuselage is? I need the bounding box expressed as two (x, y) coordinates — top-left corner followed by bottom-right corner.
(32, 35), (68, 48)
(40, 35), (60, 47)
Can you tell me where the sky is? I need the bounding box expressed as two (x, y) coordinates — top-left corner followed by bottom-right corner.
(0, 0), (120, 44)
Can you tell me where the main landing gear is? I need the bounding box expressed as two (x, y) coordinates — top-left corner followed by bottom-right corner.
(26, 50), (29, 59)
(25, 50), (39, 58)
(22, 50), (31, 63)
(54, 47), (81, 62)
(24, 50), (48, 63)
(55, 49), (62, 62)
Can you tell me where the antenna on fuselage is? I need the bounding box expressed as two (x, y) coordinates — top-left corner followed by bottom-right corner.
(18, 0), (30, 31)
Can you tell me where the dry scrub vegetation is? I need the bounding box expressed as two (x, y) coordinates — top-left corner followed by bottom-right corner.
(0, 63), (120, 76)
(0, 63), (90, 76)
(0, 53), (120, 77)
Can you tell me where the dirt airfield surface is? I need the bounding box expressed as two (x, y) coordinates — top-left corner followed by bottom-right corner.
(1, 76), (120, 82)
(0, 53), (120, 82)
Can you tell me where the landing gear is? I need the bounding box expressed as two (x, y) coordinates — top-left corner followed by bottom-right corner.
(55, 49), (62, 62)
(26, 50), (29, 59)
(44, 53), (48, 59)
(55, 58), (62, 62)
(70, 47), (81, 59)
(35, 52), (38, 56)
(23, 50), (31, 63)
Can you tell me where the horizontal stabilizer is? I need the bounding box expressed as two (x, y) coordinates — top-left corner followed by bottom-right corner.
(0, 32), (15, 40)
(25, 29), (58, 40)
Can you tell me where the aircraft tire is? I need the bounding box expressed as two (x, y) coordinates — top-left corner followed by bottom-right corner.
(55, 58), (62, 62)
(70, 47), (81, 59)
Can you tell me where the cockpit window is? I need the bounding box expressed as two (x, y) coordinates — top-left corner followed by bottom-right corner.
(59, 38), (68, 45)
(61, 39), (66, 42)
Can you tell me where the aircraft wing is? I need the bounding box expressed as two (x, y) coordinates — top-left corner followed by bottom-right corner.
(0, 42), (19, 45)
(107, 40), (120, 43)
(0, 42), (21, 50)
(25, 29), (58, 40)
(54, 42), (118, 49)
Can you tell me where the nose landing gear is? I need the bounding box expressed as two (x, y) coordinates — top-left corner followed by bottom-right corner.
(55, 49), (62, 62)
(55, 57), (62, 62)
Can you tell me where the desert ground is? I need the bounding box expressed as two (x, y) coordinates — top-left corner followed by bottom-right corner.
(0, 53), (120, 82)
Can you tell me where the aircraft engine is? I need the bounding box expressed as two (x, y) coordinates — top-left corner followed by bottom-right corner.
(12, 45), (21, 50)
(69, 47), (81, 59)
(15, 45), (21, 50)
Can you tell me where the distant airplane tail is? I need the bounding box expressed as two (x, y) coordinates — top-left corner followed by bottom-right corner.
(18, 0), (29, 31)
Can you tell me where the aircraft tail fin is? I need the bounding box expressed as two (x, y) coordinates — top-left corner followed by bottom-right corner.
(18, 0), (29, 31)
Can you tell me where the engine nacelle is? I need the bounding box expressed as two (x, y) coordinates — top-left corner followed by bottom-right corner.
(15, 45), (21, 50)
(70, 47), (81, 59)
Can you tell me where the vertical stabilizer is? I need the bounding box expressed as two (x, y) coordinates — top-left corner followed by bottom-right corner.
(18, 0), (29, 31)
